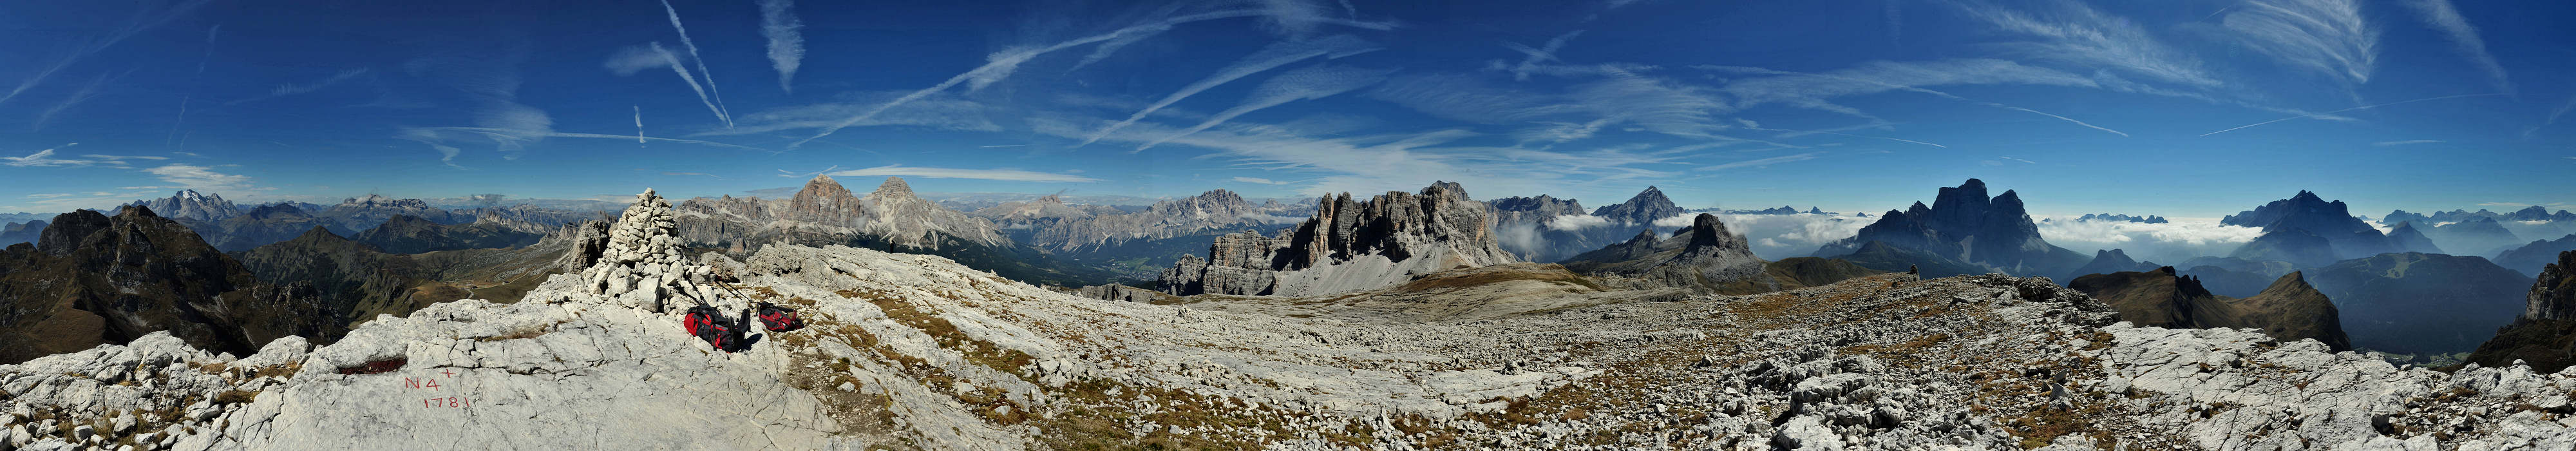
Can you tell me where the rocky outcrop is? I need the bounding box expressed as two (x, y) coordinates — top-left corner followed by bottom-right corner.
(2307, 252), (2533, 354)
(1159, 182), (1518, 296)
(2070, 267), (2349, 350)
(350, 214), (546, 254)
(2061, 248), (2159, 283)
(128, 189), (243, 222)
(2465, 250), (2576, 372)
(1812, 178), (2088, 276)
(2385, 221), (2447, 254)
(0, 207), (332, 363)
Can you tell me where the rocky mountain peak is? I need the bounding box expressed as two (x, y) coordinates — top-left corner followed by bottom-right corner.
(2097, 249), (2136, 264)
(1816, 179), (2082, 276)
(1160, 182), (1516, 296)
(131, 189), (243, 222)
(1591, 186), (1683, 224)
(876, 176), (914, 195)
(1425, 180), (1468, 200)
(1683, 213), (1738, 249)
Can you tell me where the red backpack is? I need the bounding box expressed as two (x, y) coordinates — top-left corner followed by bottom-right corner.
(755, 302), (803, 332)
(683, 305), (741, 352)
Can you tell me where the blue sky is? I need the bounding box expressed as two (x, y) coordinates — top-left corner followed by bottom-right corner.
(3, 0), (2573, 218)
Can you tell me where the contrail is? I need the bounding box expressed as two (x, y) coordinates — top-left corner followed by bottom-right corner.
(788, 10), (1397, 149)
(659, 0), (731, 127)
(169, 24), (221, 149)
(1707, 64), (2128, 137)
(647, 43), (728, 128)
(4, 0), (214, 107)
(634, 106), (646, 144)
(2199, 93), (2504, 137)
(1742, 126), (1945, 148)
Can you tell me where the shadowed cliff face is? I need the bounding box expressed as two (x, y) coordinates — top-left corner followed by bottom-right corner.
(2465, 250), (2576, 372)
(1811, 178), (2088, 276)
(2071, 267), (2349, 350)
(2305, 252), (2530, 355)
(0, 206), (336, 363)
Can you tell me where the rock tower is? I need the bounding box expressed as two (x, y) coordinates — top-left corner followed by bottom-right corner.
(571, 188), (723, 312)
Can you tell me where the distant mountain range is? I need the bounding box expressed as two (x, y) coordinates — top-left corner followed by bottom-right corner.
(2385, 206), (2576, 224)
(1490, 186), (1692, 263)
(1562, 213), (1877, 293)
(2067, 213), (2166, 224)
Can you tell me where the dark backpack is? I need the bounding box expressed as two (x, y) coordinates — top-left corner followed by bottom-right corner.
(755, 302), (803, 332)
(683, 305), (739, 352)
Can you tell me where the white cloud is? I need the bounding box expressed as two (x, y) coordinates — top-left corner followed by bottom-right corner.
(2038, 217), (2266, 263)
(4, 148), (91, 167)
(1231, 176), (1293, 185)
(145, 164), (261, 193)
(757, 0), (806, 93)
(1713, 213), (1875, 259)
(1951, 0), (2217, 88)
(1703, 152), (1822, 171)
(828, 165), (1101, 182)
(2373, 139), (2441, 146)
(1545, 214), (1611, 231)
(2217, 0), (2377, 86)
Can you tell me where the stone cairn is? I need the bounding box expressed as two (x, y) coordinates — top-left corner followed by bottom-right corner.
(573, 188), (724, 312)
